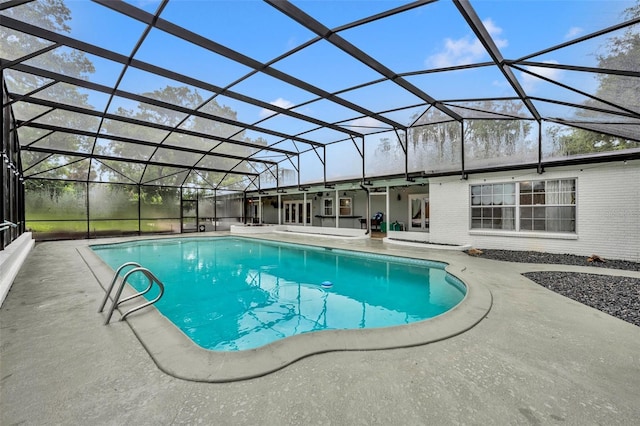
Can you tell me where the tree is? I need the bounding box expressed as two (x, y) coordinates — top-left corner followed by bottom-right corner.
(2, 0), (97, 180)
(548, 1), (640, 156)
(385, 100), (533, 172)
(100, 85), (265, 195)
(3, 0), (103, 225)
(411, 107), (461, 165)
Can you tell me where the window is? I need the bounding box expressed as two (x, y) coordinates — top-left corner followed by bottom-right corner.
(520, 179), (575, 232)
(323, 198), (333, 215)
(324, 197), (352, 216)
(339, 197), (352, 216)
(470, 183), (516, 230)
(471, 179), (576, 233)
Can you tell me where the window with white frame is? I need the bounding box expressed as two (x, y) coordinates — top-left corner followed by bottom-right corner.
(323, 198), (333, 215)
(470, 183), (516, 230)
(471, 179), (576, 232)
(519, 179), (576, 232)
(323, 197), (353, 216)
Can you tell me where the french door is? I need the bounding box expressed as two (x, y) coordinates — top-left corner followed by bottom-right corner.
(283, 200), (312, 225)
(250, 201), (262, 224)
(409, 194), (429, 231)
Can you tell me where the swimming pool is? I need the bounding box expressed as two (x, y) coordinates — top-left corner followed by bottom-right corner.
(91, 237), (466, 351)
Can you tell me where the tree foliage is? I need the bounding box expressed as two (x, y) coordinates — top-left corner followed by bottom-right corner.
(372, 100), (534, 172)
(547, 0), (640, 156)
(101, 85), (260, 190)
(3, 0), (96, 180)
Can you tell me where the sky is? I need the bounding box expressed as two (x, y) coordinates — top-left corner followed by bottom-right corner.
(3, 0), (637, 183)
(35, 0), (633, 127)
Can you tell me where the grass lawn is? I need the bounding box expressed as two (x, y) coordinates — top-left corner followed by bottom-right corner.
(26, 219), (180, 237)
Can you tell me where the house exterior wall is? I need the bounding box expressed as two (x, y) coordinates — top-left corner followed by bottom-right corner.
(259, 190), (370, 229)
(249, 160), (638, 261)
(387, 187), (407, 227)
(429, 160), (640, 262)
(388, 186), (429, 229)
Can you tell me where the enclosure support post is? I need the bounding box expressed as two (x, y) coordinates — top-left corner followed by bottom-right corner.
(335, 188), (339, 228)
(361, 136), (365, 182)
(460, 121), (468, 180)
(137, 185), (141, 236)
(17, 137), (25, 235)
(404, 129), (409, 181)
(195, 189), (199, 230)
(385, 185), (390, 234)
(537, 122), (544, 174)
(213, 188), (217, 231)
(86, 181), (90, 239)
(359, 184), (371, 235)
(242, 191), (247, 224)
(277, 194), (282, 225)
(303, 192), (307, 226)
(19, 179), (25, 235)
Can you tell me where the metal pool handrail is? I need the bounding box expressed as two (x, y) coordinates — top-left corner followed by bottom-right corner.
(100, 262), (165, 325)
(0, 220), (17, 232)
(98, 262), (141, 313)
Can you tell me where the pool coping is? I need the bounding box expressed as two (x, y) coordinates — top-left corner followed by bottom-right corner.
(78, 236), (492, 383)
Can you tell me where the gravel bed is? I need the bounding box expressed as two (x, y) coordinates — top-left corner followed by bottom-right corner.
(467, 249), (640, 328)
(467, 249), (640, 272)
(523, 272), (640, 327)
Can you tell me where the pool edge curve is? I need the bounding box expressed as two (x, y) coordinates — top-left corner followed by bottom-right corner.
(78, 243), (492, 383)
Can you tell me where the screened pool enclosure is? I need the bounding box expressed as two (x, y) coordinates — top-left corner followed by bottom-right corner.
(1, 0), (639, 243)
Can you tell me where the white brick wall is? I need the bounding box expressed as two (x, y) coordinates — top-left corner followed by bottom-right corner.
(429, 160), (640, 262)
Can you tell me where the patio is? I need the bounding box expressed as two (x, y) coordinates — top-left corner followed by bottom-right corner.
(2, 234), (639, 425)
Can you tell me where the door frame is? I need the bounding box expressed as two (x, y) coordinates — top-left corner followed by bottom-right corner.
(181, 198), (198, 233)
(408, 193), (429, 231)
(283, 200), (312, 225)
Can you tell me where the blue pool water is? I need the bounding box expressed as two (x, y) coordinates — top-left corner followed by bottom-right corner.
(91, 237), (466, 351)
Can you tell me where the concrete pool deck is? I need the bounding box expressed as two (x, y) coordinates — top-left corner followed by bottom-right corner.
(2, 233), (640, 425)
